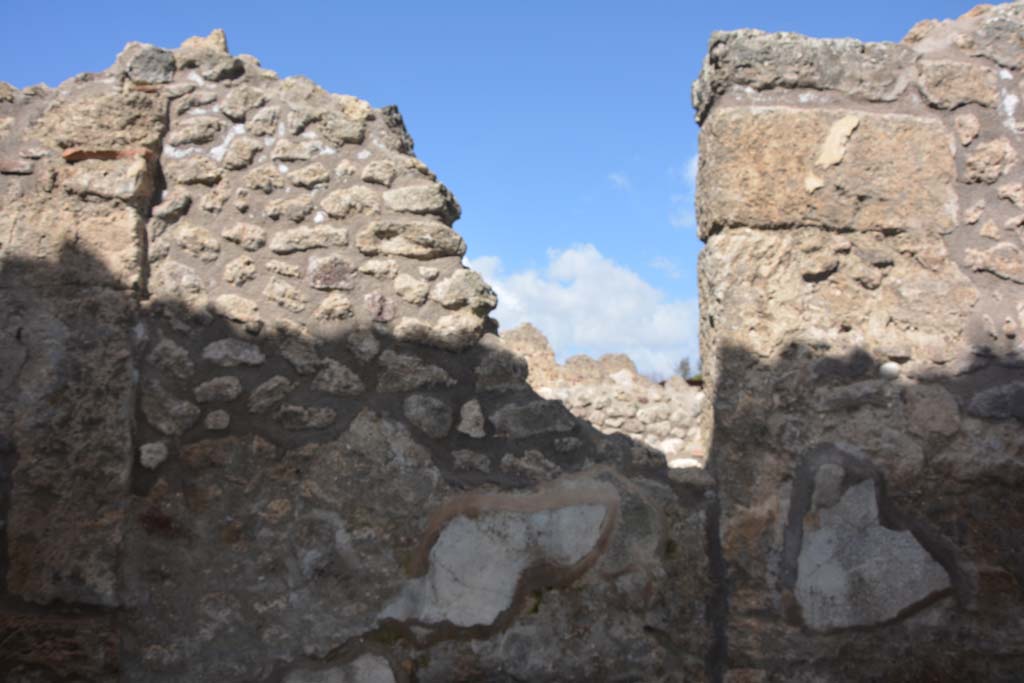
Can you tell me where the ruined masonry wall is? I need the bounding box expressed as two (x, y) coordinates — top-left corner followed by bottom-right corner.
(0, 30), (710, 683)
(695, 3), (1024, 681)
(2, 3), (1024, 681)
(503, 322), (706, 466)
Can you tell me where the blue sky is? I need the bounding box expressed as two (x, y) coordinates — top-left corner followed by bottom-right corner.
(1, 0), (980, 375)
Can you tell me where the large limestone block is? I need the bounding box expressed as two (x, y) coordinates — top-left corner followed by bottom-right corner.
(1, 197), (146, 290)
(34, 88), (167, 151)
(697, 227), (977, 363)
(697, 107), (957, 239)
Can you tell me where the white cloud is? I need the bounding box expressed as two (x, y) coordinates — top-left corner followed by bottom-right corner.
(669, 153), (699, 230)
(685, 153), (699, 184)
(469, 244), (699, 377)
(650, 256), (681, 279)
(607, 172), (631, 190)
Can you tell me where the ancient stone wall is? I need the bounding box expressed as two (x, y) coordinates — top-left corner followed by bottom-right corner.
(2, 3), (1024, 681)
(502, 323), (706, 467)
(695, 3), (1024, 680)
(0, 30), (711, 682)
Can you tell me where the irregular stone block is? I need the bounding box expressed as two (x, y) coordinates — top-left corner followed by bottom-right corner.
(403, 394), (454, 439)
(377, 350), (455, 392)
(193, 376), (243, 403)
(167, 115), (223, 146)
(221, 85), (267, 121)
(123, 44), (176, 83)
(307, 254), (356, 290)
(164, 156), (222, 185)
(356, 219), (466, 259)
(222, 221), (266, 251)
(321, 185), (380, 218)
(362, 159), (397, 186)
(141, 379), (201, 435)
(248, 375), (296, 413)
(692, 30), (915, 121)
(918, 59), (999, 109)
(202, 338), (265, 366)
(382, 182), (460, 223)
(965, 242), (1024, 283)
(490, 400), (576, 439)
(431, 268), (497, 312)
(36, 90), (166, 150)
(966, 381), (1024, 420)
(223, 255), (257, 285)
(312, 358), (364, 396)
(964, 139), (1017, 184)
(266, 195), (314, 223)
(63, 156), (153, 202)
(274, 403), (336, 430)
(313, 292), (354, 321)
(269, 225), (349, 253)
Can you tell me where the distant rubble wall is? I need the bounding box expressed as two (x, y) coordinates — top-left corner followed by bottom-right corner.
(502, 323), (706, 466)
(696, 2), (1024, 680)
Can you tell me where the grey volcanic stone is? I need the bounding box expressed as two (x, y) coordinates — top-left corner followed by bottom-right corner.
(692, 30), (915, 121)
(194, 376), (243, 403)
(248, 376), (296, 414)
(202, 339), (266, 367)
(967, 381), (1024, 420)
(312, 359), (364, 396)
(490, 400), (576, 439)
(126, 45), (176, 83)
(141, 380), (201, 436)
(403, 394), (453, 439)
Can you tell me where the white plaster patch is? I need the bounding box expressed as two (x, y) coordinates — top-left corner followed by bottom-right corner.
(162, 144), (196, 159)
(187, 72), (205, 85)
(816, 115), (860, 167)
(357, 149), (371, 160)
(1002, 93), (1020, 132)
(278, 163), (289, 173)
(313, 211), (326, 224)
(795, 480), (950, 631)
(208, 123), (246, 162)
(1001, 68), (1014, 80)
(380, 503), (608, 628)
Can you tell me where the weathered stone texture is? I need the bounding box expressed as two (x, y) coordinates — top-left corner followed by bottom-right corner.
(1, 28), (710, 683)
(695, 3), (1024, 680)
(5, 3), (1024, 680)
(503, 323), (706, 465)
(697, 108), (957, 238)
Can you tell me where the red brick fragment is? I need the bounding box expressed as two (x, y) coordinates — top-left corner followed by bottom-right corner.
(61, 147), (155, 163)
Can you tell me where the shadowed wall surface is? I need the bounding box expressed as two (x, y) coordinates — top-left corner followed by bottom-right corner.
(0, 3), (1023, 681)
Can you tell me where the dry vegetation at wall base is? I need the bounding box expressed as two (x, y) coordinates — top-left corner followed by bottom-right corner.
(0, 2), (1023, 681)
